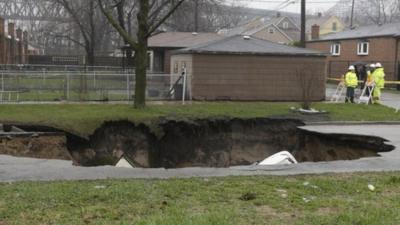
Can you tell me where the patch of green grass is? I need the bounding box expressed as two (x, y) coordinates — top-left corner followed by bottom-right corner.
(313, 102), (400, 121)
(0, 172), (400, 225)
(0, 102), (399, 136)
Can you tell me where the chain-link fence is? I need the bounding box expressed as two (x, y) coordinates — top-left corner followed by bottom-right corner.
(0, 68), (181, 102)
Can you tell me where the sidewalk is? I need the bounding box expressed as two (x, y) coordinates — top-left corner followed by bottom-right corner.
(326, 83), (400, 110)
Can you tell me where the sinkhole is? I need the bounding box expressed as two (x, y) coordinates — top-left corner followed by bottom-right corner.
(0, 119), (395, 168)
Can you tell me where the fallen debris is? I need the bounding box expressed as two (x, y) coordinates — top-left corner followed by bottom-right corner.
(258, 151), (298, 166)
(115, 154), (136, 168)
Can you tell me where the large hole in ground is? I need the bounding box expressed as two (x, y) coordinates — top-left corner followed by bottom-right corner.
(0, 119), (395, 168)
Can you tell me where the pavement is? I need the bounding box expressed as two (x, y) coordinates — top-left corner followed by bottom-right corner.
(1, 123), (400, 182)
(0, 87), (400, 182)
(326, 83), (400, 110)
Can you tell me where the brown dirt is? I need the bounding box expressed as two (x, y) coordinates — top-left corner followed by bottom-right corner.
(0, 135), (70, 160)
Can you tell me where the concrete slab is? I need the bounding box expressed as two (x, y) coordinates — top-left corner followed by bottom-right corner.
(326, 83), (400, 110)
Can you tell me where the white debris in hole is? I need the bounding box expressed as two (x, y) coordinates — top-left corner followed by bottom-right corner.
(258, 151), (298, 166)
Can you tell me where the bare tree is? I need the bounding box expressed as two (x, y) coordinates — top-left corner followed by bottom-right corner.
(296, 67), (318, 110)
(98, 0), (185, 108)
(355, 0), (400, 25)
(53, 0), (113, 66)
(166, 0), (243, 32)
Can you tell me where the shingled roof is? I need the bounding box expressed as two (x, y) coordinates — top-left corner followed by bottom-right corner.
(174, 35), (326, 56)
(148, 32), (224, 48)
(311, 22), (400, 42)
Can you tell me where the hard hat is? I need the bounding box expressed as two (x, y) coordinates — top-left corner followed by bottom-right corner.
(370, 63), (376, 68)
(348, 65), (355, 70)
(375, 62), (382, 68)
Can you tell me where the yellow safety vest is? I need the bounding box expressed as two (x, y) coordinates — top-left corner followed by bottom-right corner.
(372, 68), (385, 88)
(345, 71), (358, 88)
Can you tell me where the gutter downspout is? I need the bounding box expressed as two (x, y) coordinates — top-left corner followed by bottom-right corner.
(395, 37), (400, 90)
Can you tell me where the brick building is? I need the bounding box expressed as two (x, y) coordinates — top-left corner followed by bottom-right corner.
(0, 17), (28, 65)
(171, 35), (327, 101)
(306, 23), (400, 81)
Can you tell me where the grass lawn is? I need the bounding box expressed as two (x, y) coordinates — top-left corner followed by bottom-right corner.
(0, 102), (399, 136)
(1, 172), (399, 225)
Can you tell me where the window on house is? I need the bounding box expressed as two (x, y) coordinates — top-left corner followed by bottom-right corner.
(181, 61), (186, 71)
(173, 62), (179, 73)
(357, 41), (369, 55)
(283, 22), (289, 29)
(268, 28), (275, 34)
(330, 43), (341, 56)
(332, 22), (337, 31)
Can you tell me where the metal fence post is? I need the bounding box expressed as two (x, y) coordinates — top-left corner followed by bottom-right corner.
(93, 71), (96, 89)
(67, 71), (70, 100)
(0, 72), (3, 102)
(126, 71), (131, 101)
(1, 72), (4, 92)
(42, 69), (46, 86)
(182, 68), (187, 105)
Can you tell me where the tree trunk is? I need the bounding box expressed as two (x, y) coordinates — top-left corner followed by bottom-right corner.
(86, 49), (95, 68)
(134, 0), (149, 108)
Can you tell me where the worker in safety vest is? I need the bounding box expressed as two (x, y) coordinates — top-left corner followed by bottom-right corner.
(344, 65), (358, 103)
(366, 64), (376, 85)
(371, 62), (385, 103)
(363, 63), (376, 104)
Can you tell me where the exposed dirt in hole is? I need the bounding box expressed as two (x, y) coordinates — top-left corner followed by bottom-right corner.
(0, 135), (70, 160)
(71, 118), (394, 167)
(1, 118), (395, 167)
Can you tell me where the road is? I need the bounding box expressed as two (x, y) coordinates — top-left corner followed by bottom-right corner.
(326, 83), (400, 110)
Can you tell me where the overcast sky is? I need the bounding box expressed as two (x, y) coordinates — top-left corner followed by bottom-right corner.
(229, 0), (342, 14)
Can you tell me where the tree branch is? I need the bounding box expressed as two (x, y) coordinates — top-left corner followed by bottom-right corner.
(97, 0), (138, 49)
(147, 0), (186, 37)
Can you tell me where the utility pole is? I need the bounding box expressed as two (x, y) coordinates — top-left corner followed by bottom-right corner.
(350, 0), (355, 28)
(194, 0), (199, 32)
(300, 0), (306, 47)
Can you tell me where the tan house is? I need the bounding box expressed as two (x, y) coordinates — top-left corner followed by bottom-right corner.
(219, 16), (300, 44)
(307, 14), (345, 40)
(306, 23), (400, 81)
(242, 24), (293, 44)
(171, 35), (327, 101)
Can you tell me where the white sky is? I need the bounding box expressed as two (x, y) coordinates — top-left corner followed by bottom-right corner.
(229, 0), (342, 14)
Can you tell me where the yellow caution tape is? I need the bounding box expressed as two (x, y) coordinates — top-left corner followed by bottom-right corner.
(327, 78), (400, 84)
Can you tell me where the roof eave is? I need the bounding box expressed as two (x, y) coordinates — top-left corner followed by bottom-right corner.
(307, 34), (397, 42)
(173, 50), (327, 57)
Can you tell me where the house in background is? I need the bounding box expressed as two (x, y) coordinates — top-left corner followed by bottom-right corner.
(171, 35), (327, 101)
(306, 13), (345, 40)
(219, 15), (300, 44)
(306, 22), (400, 81)
(148, 32), (224, 73)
